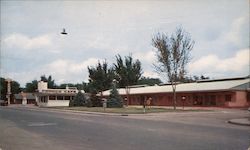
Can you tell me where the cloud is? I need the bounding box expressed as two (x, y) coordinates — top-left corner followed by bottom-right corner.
(3, 33), (52, 50)
(41, 58), (104, 84)
(134, 51), (156, 63)
(225, 16), (249, 47)
(1, 0), (249, 86)
(188, 49), (249, 77)
(1, 58), (103, 86)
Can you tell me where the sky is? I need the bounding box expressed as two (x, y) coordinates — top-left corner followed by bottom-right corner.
(1, 0), (249, 87)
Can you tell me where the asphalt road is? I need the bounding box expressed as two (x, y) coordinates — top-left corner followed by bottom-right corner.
(0, 107), (249, 150)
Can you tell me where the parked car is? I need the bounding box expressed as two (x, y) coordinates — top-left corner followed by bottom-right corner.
(0, 100), (8, 106)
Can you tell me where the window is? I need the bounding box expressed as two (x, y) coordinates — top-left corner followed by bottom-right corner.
(40, 96), (47, 103)
(225, 95), (231, 102)
(49, 96), (56, 100)
(65, 96), (70, 100)
(57, 96), (64, 100)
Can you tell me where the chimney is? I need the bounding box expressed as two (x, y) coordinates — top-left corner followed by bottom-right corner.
(38, 81), (48, 92)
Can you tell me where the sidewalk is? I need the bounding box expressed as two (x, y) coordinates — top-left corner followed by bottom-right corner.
(228, 118), (250, 126)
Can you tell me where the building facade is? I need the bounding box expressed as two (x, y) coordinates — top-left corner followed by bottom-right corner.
(14, 92), (36, 105)
(36, 81), (79, 107)
(102, 77), (250, 108)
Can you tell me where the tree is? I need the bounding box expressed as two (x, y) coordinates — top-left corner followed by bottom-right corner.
(114, 54), (142, 87)
(107, 82), (123, 108)
(11, 81), (21, 94)
(25, 80), (38, 92)
(114, 54), (142, 106)
(57, 83), (75, 89)
(200, 75), (209, 80)
(0, 77), (7, 100)
(137, 77), (162, 86)
(88, 60), (114, 97)
(152, 27), (194, 110)
(40, 75), (56, 88)
(0, 77), (21, 101)
(88, 61), (114, 106)
(82, 82), (91, 93)
(69, 91), (87, 107)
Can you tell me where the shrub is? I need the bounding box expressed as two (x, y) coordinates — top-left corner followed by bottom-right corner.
(89, 93), (102, 107)
(107, 83), (123, 108)
(69, 91), (87, 107)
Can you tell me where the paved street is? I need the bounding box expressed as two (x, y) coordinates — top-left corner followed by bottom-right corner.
(0, 107), (249, 150)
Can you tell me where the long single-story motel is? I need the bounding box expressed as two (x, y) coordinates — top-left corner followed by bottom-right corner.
(11, 76), (250, 108)
(102, 76), (250, 108)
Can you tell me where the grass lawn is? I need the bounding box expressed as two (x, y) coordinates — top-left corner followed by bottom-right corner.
(48, 106), (210, 114)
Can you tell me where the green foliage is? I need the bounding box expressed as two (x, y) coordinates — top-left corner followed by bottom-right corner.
(88, 61), (114, 93)
(57, 83), (75, 89)
(0, 77), (21, 100)
(69, 91), (89, 107)
(40, 75), (56, 88)
(114, 54), (142, 87)
(107, 84), (123, 108)
(81, 82), (91, 93)
(0, 77), (7, 100)
(25, 80), (38, 92)
(11, 81), (21, 94)
(137, 77), (162, 86)
(89, 94), (102, 107)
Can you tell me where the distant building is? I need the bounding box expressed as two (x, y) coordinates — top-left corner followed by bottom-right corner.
(36, 81), (80, 107)
(102, 76), (250, 108)
(14, 92), (36, 105)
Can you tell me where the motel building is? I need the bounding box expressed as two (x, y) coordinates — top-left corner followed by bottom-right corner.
(102, 76), (250, 108)
(36, 81), (79, 107)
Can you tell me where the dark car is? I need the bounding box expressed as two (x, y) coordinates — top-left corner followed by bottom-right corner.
(0, 100), (8, 106)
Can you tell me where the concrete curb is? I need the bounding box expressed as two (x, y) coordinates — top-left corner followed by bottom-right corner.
(228, 118), (250, 126)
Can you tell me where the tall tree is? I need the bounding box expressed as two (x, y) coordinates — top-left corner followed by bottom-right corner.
(25, 80), (38, 92)
(40, 75), (56, 88)
(114, 54), (142, 87)
(11, 81), (21, 94)
(152, 27), (194, 110)
(88, 61), (114, 95)
(114, 54), (142, 106)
